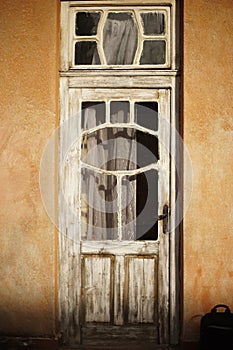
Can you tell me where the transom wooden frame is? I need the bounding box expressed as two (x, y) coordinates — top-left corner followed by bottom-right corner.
(60, 0), (178, 71)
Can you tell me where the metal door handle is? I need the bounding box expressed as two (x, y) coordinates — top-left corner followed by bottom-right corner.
(158, 213), (168, 220)
(158, 204), (169, 233)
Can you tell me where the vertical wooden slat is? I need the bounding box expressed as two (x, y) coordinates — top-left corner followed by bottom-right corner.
(59, 80), (82, 344)
(114, 255), (125, 325)
(157, 89), (170, 344)
(169, 75), (181, 344)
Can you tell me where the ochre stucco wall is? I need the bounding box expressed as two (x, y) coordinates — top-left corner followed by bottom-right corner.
(183, 0), (233, 341)
(0, 0), (233, 343)
(0, 0), (59, 335)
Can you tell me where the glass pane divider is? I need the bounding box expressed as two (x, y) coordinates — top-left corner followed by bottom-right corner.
(97, 11), (108, 65)
(117, 175), (123, 240)
(106, 101), (110, 123)
(80, 161), (160, 177)
(81, 123), (159, 137)
(130, 102), (134, 124)
(77, 137), (82, 241)
(133, 11), (143, 65)
(141, 35), (167, 40)
(74, 35), (98, 40)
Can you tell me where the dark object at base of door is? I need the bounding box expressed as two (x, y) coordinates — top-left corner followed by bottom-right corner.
(200, 304), (233, 349)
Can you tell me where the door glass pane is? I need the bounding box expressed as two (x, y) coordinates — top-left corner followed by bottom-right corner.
(110, 101), (130, 123)
(75, 12), (101, 36)
(103, 12), (138, 65)
(75, 41), (100, 65)
(136, 131), (159, 167)
(140, 40), (166, 65)
(81, 126), (137, 241)
(135, 101), (158, 131)
(122, 175), (136, 240)
(82, 102), (106, 130)
(81, 168), (118, 240)
(136, 169), (158, 240)
(81, 127), (137, 171)
(140, 12), (165, 35)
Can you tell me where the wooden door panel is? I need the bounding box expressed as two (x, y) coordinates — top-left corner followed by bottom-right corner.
(125, 256), (157, 324)
(80, 252), (159, 345)
(80, 253), (158, 325)
(81, 255), (114, 323)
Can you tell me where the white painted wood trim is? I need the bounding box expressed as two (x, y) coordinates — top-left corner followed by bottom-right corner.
(169, 76), (181, 345)
(60, 70), (179, 76)
(157, 88), (170, 344)
(61, 0), (176, 6)
(67, 75), (174, 89)
(81, 240), (159, 254)
(60, 2), (70, 71)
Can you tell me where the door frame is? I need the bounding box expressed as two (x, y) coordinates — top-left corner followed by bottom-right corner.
(58, 71), (180, 346)
(59, 0), (181, 345)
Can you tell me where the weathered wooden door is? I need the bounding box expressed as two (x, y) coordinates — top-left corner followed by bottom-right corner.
(59, 86), (171, 346)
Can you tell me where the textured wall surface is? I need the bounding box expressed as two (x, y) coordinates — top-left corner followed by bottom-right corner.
(183, 0), (233, 341)
(0, 0), (59, 335)
(0, 0), (232, 343)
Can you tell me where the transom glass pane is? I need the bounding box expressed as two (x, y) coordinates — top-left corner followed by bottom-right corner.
(76, 12), (101, 36)
(140, 40), (166, 65)
(140, 12), (165, 35)
(103, 12), (138, 65)
(75, 41), (100, 65)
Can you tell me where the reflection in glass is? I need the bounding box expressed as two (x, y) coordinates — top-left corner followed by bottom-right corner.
(75, 41), (100, 65)
(103, 12), (138, 65)
(140, 40), (166, 65)
(141, 12), (165, 35)
(136, 170), (158, 240)
(82, 102), (106, 130)
(81, 168), (118, 240)
(76, 12), (100, 36)
(135, 102), (158, 131)
(110, 101), (130, 123)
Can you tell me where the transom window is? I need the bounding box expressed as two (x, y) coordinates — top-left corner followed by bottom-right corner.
(68, 6), (171, 68)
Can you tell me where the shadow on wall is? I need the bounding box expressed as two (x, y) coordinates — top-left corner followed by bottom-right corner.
(0, 307), (55, 338)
